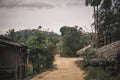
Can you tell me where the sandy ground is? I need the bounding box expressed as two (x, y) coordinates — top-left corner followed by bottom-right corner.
(31, 54), (85, 80)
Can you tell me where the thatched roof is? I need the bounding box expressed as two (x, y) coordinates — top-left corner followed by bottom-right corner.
(97, 40), (120, 62)
(77, 45), (91, 55)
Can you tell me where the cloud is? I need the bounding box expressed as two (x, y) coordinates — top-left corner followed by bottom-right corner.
(0, 0), (21, 8)
(19, 3), (54, 9)
(66, 0), (85, 7)
(0, 0), (85, 9)
(0, 0), (54, 9)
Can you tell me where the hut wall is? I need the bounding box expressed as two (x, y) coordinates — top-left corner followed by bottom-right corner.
(0, 46), (22, 68)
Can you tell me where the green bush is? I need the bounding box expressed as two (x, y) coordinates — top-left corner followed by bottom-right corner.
(76, 60), (120, 80)
(81, 48), (120, 80)
(84, 67), (120, 80)
(26, 64), (34, 76)
(60, 26), (87, 57)
(27, 32), (55, 74)
(85, 48), (97, 59)
(60, 47), (76, 57)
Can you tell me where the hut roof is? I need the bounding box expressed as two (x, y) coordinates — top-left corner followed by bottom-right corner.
(97, 40), (120, 62)
(0, 39), (22, 47)
(0, 35), (22, 47)
(0, 35), (14, 42)
(77, 45), (91, 55)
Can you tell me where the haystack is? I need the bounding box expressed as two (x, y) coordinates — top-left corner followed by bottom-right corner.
(97, 40), (120, 62)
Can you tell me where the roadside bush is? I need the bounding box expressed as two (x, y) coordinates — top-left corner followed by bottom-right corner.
(85, 48), (97, 59)
(27, 32), (55, 74)
(26, 64), (33, 76)
(84, 66), (120, 80)
(60, 46), (76, 57)
(76, 60), (120, 80)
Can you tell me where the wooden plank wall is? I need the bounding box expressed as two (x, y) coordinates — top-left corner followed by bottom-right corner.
(0, 46), (21, 68)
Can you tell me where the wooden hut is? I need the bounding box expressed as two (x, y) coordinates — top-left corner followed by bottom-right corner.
(0, 36), (27, 80)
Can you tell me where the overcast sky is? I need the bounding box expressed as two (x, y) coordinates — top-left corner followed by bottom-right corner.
(0, 0), (93, 34)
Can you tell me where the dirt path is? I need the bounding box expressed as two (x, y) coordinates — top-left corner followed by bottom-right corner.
(31, 54), (85, 80)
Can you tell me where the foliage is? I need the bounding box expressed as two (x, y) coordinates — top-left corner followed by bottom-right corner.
(85, 0), (120, 47)
(76, 45), (120, 80)
(85, 0), (101, 6)
(26, 32), (56, 73)
(5, 29), (16, 40)
(85, 48), (97, 59)
(84, 1), (120, 79)
(5, 29), (60, 45)
(60, 26), (90, 57)
(47, 32), (61, 54)
(76, 48), (97, 70)
(5, 28), (60, 74)
(5, 29), (39, 44)
(76, 59), (120, 80)
(85, 66), (120, 80)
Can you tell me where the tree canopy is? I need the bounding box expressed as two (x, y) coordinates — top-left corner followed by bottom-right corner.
(86, 0), (120, 47)
(60, 26), (90, 57)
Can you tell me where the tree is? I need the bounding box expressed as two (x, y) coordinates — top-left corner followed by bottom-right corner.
(27, 31), (56, 73)
(85, 0), (120, 47)
(6, 29), (16, 40)
(60, 26), (88, 57)
(85, 0), (101, 33)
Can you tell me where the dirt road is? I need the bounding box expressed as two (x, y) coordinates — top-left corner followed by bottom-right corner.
(31, 55), (85, 80)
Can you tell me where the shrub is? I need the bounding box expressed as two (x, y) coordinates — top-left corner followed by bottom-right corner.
(27, 32), (55, 74)
(76, 60), (120, 80)
(85, 48), (97, 59)
(60, 26), (86, 57)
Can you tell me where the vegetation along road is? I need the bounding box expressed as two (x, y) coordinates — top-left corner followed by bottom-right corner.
(31, 54), (85, 80)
